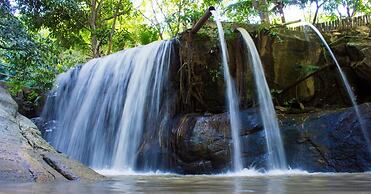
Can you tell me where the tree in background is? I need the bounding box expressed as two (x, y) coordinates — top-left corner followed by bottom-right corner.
(226, 0), (371, 24)
(1, 0), (370, 99)
(16, 0), (135, 57)
(326, 0), (370, 18)
(226, 0), (270, 23)
(0, 0), (219, 95)
(0, 1), (59, 93)
(137, 0), (222, 38)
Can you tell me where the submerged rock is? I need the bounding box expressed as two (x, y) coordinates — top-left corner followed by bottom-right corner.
(173, 104), (371, 173)
(0, 86), (104, 183)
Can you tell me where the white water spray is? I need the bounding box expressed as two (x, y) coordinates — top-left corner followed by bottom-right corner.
(237, 28), (287, 169)
(211, 10), (243, 171)
(41, 40), (173, 170)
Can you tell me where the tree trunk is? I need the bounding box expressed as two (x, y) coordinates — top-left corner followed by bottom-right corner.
(312, 0), (320, 25)
(351, 0), (359, 17)
(312, 0), (328, 24)
(277, 2), (286, 23)
(90, 0), (99, 58)
(346, 6), (351, 18)
(107, 0), (123, 55)
(253, 0), (270, 23)
(312, 6), (319, 24)
(281, 15), (286, 23)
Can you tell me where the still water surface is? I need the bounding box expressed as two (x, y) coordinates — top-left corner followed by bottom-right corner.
(1, 171), (371, 193)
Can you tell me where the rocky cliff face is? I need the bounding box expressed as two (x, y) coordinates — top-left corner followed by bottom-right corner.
(172, 104), (371, 174)
(0, 86), (104, 182)
(177, 28), (371, 113)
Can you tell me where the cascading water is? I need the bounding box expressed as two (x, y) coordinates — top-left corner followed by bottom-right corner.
(211, 10), (243, 171)
(237, 28), (287, 170)
(297, 22), (371, 155)
(41, 40), (173, 171)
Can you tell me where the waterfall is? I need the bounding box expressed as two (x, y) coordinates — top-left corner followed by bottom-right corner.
(299, 22), (371, 155)
(41, 40), (173, 171)
(237, 28), (287, 170)
(211, 10), (243, 171)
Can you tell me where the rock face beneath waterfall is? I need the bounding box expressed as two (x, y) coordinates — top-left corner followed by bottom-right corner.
(0, 86), (104, 183)
(173, 103), (371, 173)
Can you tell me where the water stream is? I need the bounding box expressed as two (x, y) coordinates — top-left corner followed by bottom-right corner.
(298, 22), (371, 155)
(41, 40), (173, 171)
(211, 10), (243, 171)
(237, 28), (287, 169)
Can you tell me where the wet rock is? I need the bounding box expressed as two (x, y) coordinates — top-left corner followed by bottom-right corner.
(173, 104), (371, 173)
(172, 114), (232, 173)
(0, 86), (104, 183)
(41, 153), (103, 181)
(349, 42), (371, 85)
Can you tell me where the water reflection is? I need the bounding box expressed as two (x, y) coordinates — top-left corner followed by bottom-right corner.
(266, 177), (286, 194)
(1, 173), (371, 193)
(233, 177), (242, 194)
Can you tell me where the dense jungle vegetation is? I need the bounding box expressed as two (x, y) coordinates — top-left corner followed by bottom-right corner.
(0, 0), (370, 101)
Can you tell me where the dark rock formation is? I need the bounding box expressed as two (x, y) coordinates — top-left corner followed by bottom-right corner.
(0, 86), (104, 183)
(332, 39), (371, 101)
(12, 88), (45, 118)
(172, 103), (371, 174)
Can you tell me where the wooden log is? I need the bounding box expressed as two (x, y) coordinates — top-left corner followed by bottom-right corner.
(190, 6), (215, 34)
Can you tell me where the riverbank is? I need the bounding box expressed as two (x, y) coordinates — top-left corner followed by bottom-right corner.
(0, 86), (104, 183)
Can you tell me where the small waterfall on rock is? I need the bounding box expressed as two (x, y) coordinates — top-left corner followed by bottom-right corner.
(298, 22), (371, 155)
(212, 10), (243, 171)
(237, 28), (287, 170)
(41, 40), (173, 171)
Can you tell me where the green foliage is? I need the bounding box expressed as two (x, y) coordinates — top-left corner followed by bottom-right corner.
(271, 88), (283, 98)
(325, 0), (370, 17)
(224, 28), (237, 40)
(16, 0), (136, 56)
(295, 64), (320, 75)
(208, 69), (222, 82)
(137, 0), (223, 39)
(0, 0), (226, 100)
(226, 0), (370, 25)
(137, 25), (160, 45)
(16, 0), (87, 49)
(225, 0), (257, 23)
(0, 2), (85, 98)
(257, 23), (282, 42)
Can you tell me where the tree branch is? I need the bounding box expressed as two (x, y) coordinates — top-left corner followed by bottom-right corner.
(175, 0), (183, 35)
(150, 1), (164, 39)
(96, 0), (104, 13)
(153, 0), (174, 35)
(107, 0), (123, 55)
(278, 64), (333, 96)
(351, 0), (359, 17)
(136, 9), (164, 40)
(103, 11), (127, 21)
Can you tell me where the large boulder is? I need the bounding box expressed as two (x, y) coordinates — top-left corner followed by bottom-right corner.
(0, 86), (104, 183)
(172, 104), (371, 173)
